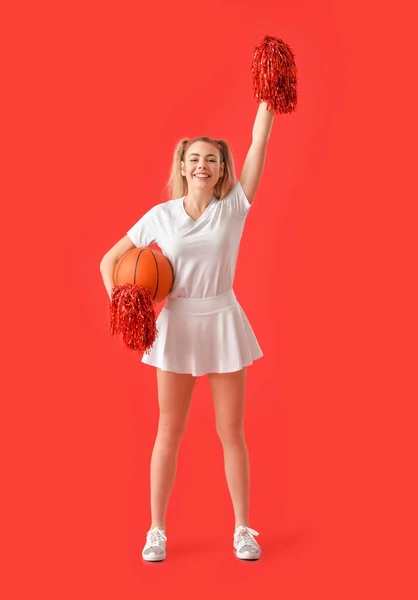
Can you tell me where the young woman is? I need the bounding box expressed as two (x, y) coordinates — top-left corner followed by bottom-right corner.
(100, 102), (274, 561)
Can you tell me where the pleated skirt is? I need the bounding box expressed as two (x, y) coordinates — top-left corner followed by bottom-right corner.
(141, 288), (263, 377)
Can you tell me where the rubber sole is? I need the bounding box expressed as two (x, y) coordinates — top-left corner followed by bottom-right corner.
(142, 552), (166, 562)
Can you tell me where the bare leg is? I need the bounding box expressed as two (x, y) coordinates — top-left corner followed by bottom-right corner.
(208, 367), (250, 529)
(149, 368), (196, 530)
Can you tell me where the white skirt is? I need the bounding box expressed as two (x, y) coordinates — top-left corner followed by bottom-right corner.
(141, 288), (263, 377)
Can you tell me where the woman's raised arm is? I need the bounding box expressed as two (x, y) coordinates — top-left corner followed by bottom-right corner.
(239, 102), (275, 205)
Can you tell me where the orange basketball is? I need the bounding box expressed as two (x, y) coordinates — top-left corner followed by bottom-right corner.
(113, 247), (174, 303)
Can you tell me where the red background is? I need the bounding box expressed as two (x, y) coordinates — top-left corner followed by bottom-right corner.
(2, 0), (418, 598)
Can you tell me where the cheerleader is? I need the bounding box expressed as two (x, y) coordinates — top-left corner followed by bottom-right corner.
(100, 35), (296, 562)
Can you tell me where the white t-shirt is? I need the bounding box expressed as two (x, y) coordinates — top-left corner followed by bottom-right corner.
(127, 180), (252, 299)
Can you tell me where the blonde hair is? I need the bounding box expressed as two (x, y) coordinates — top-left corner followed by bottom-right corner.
(167, 136), (236, 200)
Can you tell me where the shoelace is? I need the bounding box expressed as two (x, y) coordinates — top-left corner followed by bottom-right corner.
(234, 526), (260, 550)
(146, 527), (167, 548)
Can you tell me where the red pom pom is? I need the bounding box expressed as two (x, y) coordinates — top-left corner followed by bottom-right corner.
(110, 283), (158, 354)
(251, 35), (298, 114)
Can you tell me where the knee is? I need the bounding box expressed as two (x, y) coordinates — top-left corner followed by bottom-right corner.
(216, 422), (245, 445)
(157, 421), (187, 444)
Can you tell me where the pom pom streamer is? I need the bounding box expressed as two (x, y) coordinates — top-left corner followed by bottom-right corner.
(251, 35), (298, 114)
(110, 283), (158, 354)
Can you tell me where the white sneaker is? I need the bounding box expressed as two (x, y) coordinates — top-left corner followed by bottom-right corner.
(233, 526), (262, 560)
(142, 526), (167, 562)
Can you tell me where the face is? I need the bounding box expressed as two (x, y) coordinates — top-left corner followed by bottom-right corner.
(180, 141), (225, 191)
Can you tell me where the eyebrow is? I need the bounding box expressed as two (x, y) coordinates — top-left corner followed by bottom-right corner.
(189, 153), (218, 158)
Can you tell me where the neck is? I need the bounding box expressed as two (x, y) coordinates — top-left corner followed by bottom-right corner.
(184, 187), (215, 210)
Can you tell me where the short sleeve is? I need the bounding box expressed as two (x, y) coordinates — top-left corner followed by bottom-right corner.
(126, 205), (158, 247)
(223, 180), (252, 218)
